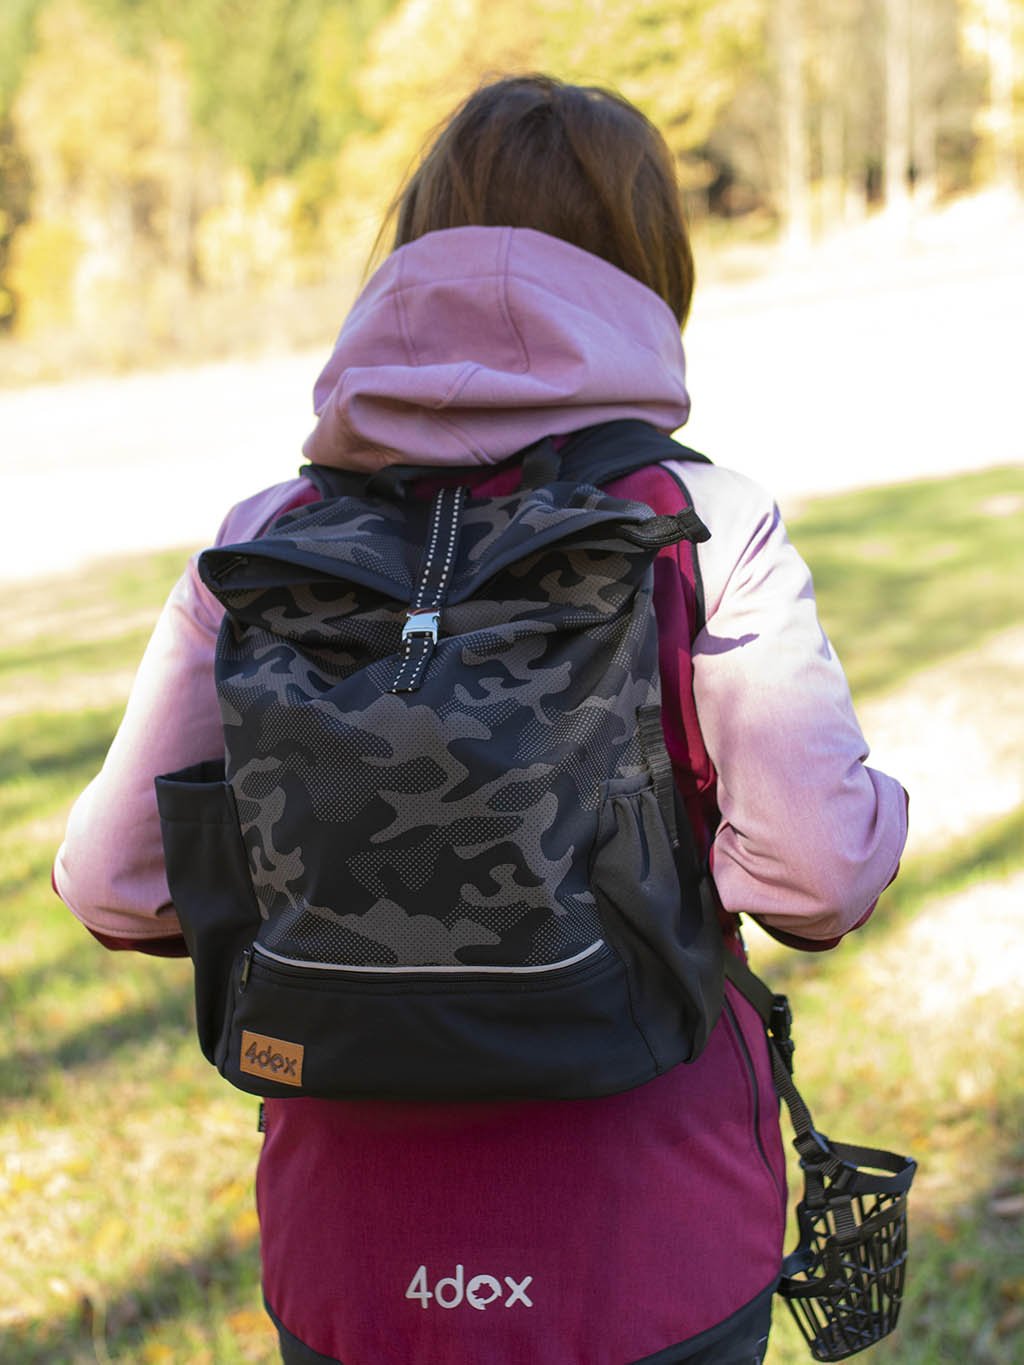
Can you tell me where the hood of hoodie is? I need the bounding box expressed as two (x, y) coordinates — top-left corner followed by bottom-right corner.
(302, 226), (690, 471)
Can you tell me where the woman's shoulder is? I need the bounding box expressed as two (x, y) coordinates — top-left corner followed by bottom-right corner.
(663, 456), (777, 526)
(661, 456), (790, 614)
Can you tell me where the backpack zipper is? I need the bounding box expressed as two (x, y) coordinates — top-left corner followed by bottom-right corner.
(239, 940), (610, 991)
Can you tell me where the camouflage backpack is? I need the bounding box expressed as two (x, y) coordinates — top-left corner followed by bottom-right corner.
(156, 420), (725, 1100)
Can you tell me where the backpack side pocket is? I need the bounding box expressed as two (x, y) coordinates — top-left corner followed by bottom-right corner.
(155, 760), (260, 1062)
(591, 775), (724, 1070)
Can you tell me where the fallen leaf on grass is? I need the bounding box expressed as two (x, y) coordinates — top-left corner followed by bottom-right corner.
(212, 1177), (250, 1207)
(990, 1194), (1024, 1219)
(997, 1305), (1024, 1337)
(0, 1305), (37, 1328)
(949, 1259), (979, 1285)
(142, 1345), (175, 1364)
(930, 1219), (958, 1243)
(231, 1205), (260, 1241)
(91, 1217), (126, 1258)
(227, 1306), (274, 1339)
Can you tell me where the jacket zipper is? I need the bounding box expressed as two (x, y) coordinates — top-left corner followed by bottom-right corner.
(723, 995), (785, 1207)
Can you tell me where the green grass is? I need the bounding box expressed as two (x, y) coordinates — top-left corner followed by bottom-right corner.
(1, 464), (1022, 1362)
(747, 806), (1024, 1363)
(788, 465), (1024, 699)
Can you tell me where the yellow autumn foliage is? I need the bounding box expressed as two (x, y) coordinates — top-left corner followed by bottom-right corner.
(6, 217), (82, 335)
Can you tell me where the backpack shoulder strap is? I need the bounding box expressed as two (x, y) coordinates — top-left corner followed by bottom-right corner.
(299, 464), (367, 500)
(559, 419), (711, 486)
(301, 420), (710, 503)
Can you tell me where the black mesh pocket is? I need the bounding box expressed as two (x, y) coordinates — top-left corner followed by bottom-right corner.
(155, 760), (260, 1061)
(591, 776), (723, 1069)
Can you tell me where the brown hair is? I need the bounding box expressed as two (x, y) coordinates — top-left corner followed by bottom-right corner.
(381, 75), (694, 326)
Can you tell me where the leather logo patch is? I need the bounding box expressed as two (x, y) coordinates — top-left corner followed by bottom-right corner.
(240, 1030), (304, 1087)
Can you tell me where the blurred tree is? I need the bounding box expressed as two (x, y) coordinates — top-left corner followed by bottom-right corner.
(908, 0), (964, 205)
(0, 0), (46, 121)
(14, 2), (162, 221)
(76, 0), (403, 276)
(884, 0), (914, 215)
(0, 0), (45, 330)
(338, 0), (765, 258)
(805, 0), (870, 225)
(543, 0), (765, 166)
(0, 125), (32, 330)
(310, 0), (394, 152)
(289, 0), (395, 260)
(9, 0), (184, 340)
(965, 0), (1021, 185)
(776, 0), (811, 248)
(0, 0), (1010, 362)
(179, 1), (323, 182)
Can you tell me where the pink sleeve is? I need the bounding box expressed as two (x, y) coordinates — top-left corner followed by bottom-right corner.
(53, 479), (313, 947)
(677, 463), (908, 945)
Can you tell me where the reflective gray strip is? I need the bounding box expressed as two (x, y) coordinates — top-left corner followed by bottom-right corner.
(254, 939), (606, 975)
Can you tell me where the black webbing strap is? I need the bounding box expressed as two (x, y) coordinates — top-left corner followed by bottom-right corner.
(558, 419), (710, 486)
(638, 706), (681, 851)
(725, 949), (916, 1234)
(300, 420), (711, 503)
(723, 951), (848, 1195)
(299, 464), (366, 499)
(389, 485), (466, 693)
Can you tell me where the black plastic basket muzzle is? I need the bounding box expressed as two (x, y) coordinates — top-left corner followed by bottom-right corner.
(723, 951), (919, 1362)
(779, 1136), (917, 1362)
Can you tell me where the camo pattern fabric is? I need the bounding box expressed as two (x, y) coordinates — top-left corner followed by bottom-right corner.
(199, 482), (680, 970)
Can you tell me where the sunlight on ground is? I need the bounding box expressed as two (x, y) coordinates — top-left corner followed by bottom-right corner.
(859, 626), (1024, 856)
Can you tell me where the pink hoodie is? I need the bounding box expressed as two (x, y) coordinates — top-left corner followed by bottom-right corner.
(55, 227), (907, 1364)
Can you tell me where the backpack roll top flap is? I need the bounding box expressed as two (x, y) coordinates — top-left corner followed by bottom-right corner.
(197, 479), (706, 618)
(155, 761), (261, 1062)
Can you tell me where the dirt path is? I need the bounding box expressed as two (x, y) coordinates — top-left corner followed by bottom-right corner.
(3, 192), (1023, 584)
(744, 621), (1024, 1015)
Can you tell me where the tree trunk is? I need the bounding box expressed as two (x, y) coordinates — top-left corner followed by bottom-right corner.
(820, 91), (846, 227)
(884, 0), (912, 220)
(912, 100), (938, 208)
(778, 0), (811, 251)
(983, 0), (1018, 187)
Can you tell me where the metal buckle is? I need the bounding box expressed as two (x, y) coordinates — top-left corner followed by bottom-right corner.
(402, 609), (440, 643)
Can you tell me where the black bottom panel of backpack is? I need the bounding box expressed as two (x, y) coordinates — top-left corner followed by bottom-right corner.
(214, 942), (682, 1102)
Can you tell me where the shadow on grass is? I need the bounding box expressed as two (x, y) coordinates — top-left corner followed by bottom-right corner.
(0, 1232), (268, 1365)
(0, 967), (193, 1102)
(753, 803), (1024, 998)
(0, 710), (122, 839)
(791, 464), (1024, 701)
(0, 708), (120, 782)
(0, 932), (141, 1017)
